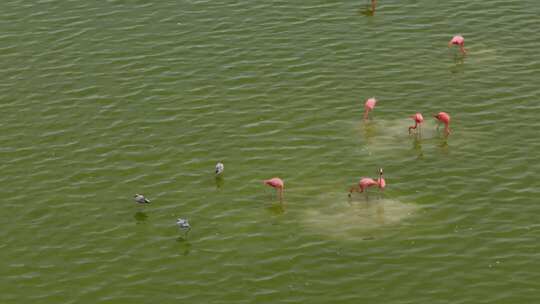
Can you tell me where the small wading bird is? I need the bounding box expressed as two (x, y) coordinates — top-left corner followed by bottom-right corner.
(215, 162), (224, 175)
(264, 177), (284, 201)
(408, 113), (424, 134)
(363, 97), (377, 120)
(349, 168), (386, 197)
(134, 194), (151, 204)
(448, 35), (467, 55)
(434, 112), (451, 136)
(177, 218), (191, 234)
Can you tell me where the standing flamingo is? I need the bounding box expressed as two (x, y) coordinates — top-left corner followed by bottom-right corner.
(349, 168), (386, 197)
(434, 112), (451, 136)
(264, 177), (284, 201)
(364, 97), (377, 120)
(448, 35), (467, 55)
(408, 113), (424, 134)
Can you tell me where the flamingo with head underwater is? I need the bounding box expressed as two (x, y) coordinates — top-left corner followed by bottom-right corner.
(448, 35), (467, 55)
(409, 113), (424, 134)
(434, 112), (451, 136)
(363, 97), (377, 120)
(264, 177), (284, 201)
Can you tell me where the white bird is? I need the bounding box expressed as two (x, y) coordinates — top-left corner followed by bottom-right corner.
(133, 194), (151, 204)
(215, 162), (224, 175)
(177, 218), (191, 232)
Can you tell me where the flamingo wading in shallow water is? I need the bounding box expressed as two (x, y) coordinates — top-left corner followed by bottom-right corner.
(264, 177), (284, 201)
(363, 97), (377, 120)
(408, 113), (424, 134)
(349, 168), (386, 197)
(434, 112), (451, 136)
(448, 35), (467, 55)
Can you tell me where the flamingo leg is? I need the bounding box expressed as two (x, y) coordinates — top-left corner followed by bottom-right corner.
(444, 125), (451, 136)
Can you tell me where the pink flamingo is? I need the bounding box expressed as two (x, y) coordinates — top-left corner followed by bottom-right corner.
(363, 97), (377, 120)
(448, 35), (467, 55)
(349, 168), (386, 197)
(264, 177), (284, 201)
(408, 113), (424, 134)
(434, 112), (451, 136)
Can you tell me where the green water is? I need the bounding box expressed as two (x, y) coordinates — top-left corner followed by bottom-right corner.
(2, 0), (540, 303)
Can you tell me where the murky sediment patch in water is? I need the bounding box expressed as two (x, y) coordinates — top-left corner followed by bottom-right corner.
(301, 191), (420, 240)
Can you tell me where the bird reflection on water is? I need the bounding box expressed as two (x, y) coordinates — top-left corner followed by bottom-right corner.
(175, 237), (192, 256)
(412, 134), (424, 159)
(266, 202), (286, 215)
(134, 211), (148, 223)
(215, 175), (224, 189)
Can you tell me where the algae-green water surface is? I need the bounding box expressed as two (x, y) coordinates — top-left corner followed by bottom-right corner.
(2, 0), (540, 303)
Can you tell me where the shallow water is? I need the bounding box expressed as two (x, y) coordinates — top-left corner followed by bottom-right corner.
(302, 194), (420, 240)
(2, 0), (540, 303)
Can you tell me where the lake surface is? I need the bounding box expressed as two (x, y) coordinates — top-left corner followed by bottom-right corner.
(2, 0), (540, 303)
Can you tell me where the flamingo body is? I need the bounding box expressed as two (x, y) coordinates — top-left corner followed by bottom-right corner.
(264, 177), (284, 201)
(434, 112), (451, 136)
(363, 97), (377, 120)
(408, 113), (424, 134)
(349, 168), (386, 196)
(448, 35), (466, 54)
(359, 178), (378, 192)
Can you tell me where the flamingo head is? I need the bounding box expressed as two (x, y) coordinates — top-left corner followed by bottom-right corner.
(377, 168), (385, 189)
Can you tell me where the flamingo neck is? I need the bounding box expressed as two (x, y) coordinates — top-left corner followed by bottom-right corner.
(408, 122), (418, 132)
(444, 123), (451, 135)
(377, 171), (385, 188)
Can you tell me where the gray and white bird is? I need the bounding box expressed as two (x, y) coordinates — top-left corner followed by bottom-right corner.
(133, 194), (151, 204)
(215, 162), (224, 175)
(176, 218), (191, 232)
